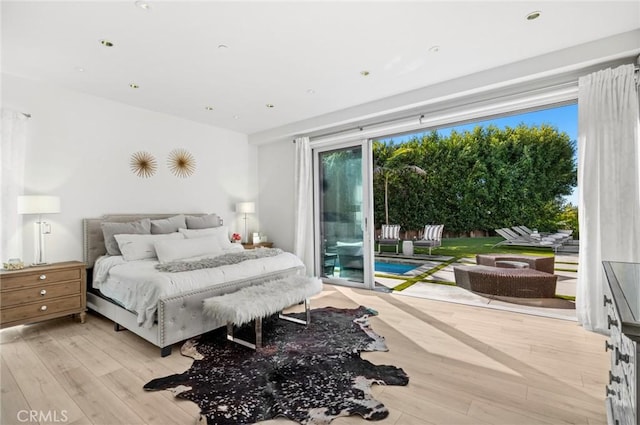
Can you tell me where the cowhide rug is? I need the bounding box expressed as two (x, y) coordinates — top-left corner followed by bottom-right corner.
(143, 306), (409, 425)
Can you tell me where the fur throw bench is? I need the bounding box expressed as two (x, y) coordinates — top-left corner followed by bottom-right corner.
(203, 275), (323, 349)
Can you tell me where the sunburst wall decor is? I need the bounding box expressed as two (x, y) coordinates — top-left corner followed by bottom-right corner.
(168, 148), (196, 178)
(130, 151), (157, 178)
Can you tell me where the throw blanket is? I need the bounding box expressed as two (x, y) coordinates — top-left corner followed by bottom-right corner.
(156, 248), (285, 273)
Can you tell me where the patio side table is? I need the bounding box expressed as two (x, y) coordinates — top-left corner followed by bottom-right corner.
(402, 240), (414, 256)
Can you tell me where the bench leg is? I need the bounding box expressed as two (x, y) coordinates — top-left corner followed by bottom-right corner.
(279, 298), (311, 325)
(226, 317), (263, 350)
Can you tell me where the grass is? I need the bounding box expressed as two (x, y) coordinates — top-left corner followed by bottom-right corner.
(414, 236), (557, 258)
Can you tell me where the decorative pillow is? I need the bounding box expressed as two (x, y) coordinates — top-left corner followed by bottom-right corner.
(154, 236), (224, 263)
(114, 232), (185, 261)
(150, 214), (187, 234)
(185, 214), (220, 229)
(179, 225), (232, 248)
(101, 219), (151, 256)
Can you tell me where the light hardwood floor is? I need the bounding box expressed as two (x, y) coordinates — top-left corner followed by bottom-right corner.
(1, 284), (608, 425)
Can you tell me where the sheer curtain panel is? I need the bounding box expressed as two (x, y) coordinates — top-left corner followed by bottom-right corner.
(577, 64), (640, 333)
(1, 109), (28, 261)
(294, 137), (314, 275)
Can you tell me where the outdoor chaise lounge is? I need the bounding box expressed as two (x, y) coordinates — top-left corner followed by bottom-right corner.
(414, 224), (444, 255)
(494, 228), (561, 251)
(512, 226), (570, 243)
(377, 224), (401, 253)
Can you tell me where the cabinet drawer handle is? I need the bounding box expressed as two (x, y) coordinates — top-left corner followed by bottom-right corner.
(40, 305), (47, 311)
(605, 341), (614, 352)
(40, 289), (47, 296)
(604, 295), (612, 306)
(606, 386), (616, 397)
(608, 315), (619, 329)
(609, 371), (622, 384)
(39, 274), (47, 280)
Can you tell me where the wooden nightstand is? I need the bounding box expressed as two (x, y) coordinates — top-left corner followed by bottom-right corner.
(0, 261), (86, 328)
(242, 242), (274, 249)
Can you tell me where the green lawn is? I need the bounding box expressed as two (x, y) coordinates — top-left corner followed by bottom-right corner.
(414, 236), (557, 258)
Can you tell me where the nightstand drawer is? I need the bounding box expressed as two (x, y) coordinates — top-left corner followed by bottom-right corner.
(1, 268), (81, 290)
(1, 295), (82, 325)
(0, 280), (81, 307)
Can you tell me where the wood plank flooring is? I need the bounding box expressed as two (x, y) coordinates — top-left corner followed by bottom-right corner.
(1, 284), (608, 425)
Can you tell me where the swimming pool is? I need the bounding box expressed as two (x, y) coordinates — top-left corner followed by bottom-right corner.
(374, 261), (418, 275)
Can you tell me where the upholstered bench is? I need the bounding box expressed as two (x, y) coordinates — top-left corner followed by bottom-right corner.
(453, 265), (557, 298)
(476, 254), (555, 274)
(203, 275), (322, 349)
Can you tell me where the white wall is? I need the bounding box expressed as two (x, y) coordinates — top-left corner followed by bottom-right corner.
(257, 139), (295, 252)
(2, 73), (256, 264)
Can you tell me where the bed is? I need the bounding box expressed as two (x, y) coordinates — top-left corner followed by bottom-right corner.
(83, 213), (305, 356)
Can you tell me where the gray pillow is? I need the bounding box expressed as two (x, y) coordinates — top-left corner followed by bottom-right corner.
(150, 214), (186, 234)
(101, 219), (151, 255)
(185, 214), (220, 229)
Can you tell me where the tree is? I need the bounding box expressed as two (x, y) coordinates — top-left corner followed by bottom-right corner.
(373, 146), (426, 226)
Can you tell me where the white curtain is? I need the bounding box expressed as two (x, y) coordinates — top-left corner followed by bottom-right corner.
(293, 136), (315, 275)
(577, 64), (640, 333)
(0, 109), (28, 261)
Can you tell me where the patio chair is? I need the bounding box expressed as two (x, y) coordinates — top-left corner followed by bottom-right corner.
(414, 224), (444, 255)
(377, 224), (401, 253)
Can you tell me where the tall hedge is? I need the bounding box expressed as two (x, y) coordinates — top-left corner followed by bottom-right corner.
(373, 124), (576, 235)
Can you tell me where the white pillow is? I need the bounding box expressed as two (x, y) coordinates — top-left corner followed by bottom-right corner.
(155, 236), (224, 263)
(179, 225), (233, 248)
(114, 233), (185, 261)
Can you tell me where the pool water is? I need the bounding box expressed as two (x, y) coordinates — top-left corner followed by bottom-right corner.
(374, 261), (417, 275)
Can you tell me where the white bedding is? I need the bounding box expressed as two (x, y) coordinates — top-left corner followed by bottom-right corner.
(92, 247), (304, 328)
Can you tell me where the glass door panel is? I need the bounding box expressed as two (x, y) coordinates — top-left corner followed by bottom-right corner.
(315, 141), (373, 288)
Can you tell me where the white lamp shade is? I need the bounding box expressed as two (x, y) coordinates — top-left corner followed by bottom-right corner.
(17, 196), (61, 214)
(236, 202), (255, 214)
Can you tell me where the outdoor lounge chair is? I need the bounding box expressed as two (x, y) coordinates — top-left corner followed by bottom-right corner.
(377, 224), (401, 253)
(494, 228), (561, 252)
(514, 225), (570, 243)
(414, 224), (444, 255)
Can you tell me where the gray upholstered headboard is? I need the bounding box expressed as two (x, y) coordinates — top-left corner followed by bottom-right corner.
(83, 213), (221, 268)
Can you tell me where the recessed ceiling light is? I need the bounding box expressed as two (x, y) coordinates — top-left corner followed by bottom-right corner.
(75, 66), (85, 72)
(129, 83), (139, 89)
(205, 106), (214, 111)
(306, 89), (316, 94)
(526, 11), (541, 20)
(360, 70), (370, 77)
(428, 45), (440, 53)
(218, 44), (229, 50)
(266, 104), (275, 108)
(135, 1), (151, 10)
(233, 115), (240, 120)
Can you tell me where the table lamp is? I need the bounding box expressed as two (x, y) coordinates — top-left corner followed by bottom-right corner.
(235, 202), (255, 243)
(17, 195), (61, 265)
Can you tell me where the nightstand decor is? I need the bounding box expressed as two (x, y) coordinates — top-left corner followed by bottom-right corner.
(17, 195), (61, 265)
(236, 202), (255, 243)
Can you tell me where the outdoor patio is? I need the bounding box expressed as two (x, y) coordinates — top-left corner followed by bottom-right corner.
(373, 250), (578, 321)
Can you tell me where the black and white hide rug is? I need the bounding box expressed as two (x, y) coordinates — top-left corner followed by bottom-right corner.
(143, 306), (409, 425)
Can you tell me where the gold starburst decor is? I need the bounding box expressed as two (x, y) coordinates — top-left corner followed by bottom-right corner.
(168, 148), (196, 178)
(130, 151), (157, 178)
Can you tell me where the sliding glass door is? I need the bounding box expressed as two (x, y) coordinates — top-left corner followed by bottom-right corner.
(314, 140), (374, 289)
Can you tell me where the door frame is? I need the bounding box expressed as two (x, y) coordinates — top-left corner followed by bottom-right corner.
(312, 138), (374, 289)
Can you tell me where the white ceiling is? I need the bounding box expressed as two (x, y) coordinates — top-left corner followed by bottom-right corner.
(3, 1), (640, 140)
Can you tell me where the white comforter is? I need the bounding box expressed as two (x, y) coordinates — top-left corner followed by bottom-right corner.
(92, 248), (304, 328)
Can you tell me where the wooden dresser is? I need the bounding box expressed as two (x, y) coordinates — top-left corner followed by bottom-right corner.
(0, 261), (86, 328)
(603, 261), (640, 425)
